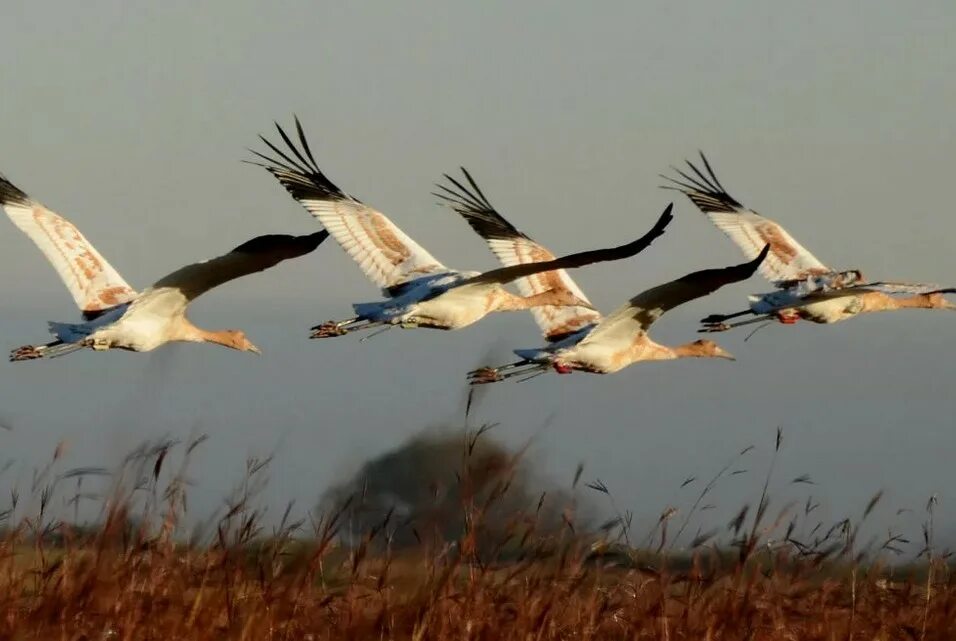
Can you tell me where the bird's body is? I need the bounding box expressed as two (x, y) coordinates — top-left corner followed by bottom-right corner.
(354, 279), (558, 330)
(433, 172), (765, 383)
(468, 252), (766, 383)
(663, 154), (956, 332)
(54, 290), (232, 353)
(1, 171), (327, 361)
(749, 288), (954, 327)
(252, 119), (673, 339)
(773, 295), (862, 325)
(553, 330), (735, 375)
(524, 334), (703, 375)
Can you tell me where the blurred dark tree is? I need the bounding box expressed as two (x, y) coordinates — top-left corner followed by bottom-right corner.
(319, 428), (588, 550)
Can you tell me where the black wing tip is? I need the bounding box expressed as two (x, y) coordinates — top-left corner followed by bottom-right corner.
(309, 229), (331, 246)
(635, 202), (675, 244)
(677, 244), (769, 289)
(0, 173), (31, 207)
(232, 230), (330, 255)
(731, 244), (771, 279)
(658, 202), (675, 226)
(252, 119), (353, 204)
(435, 169), (529, 241)
(546, 201), (675, 267)
(661, 153), (744, 214)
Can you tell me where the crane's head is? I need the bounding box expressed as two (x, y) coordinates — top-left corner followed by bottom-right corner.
(220, 329), (262, 354)
(928, 292), (956, 311)
(906, 291), (956, 312)
(687, 339), (735, 361)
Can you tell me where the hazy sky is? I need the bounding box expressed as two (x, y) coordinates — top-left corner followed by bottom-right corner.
(2, 1), (955, 549)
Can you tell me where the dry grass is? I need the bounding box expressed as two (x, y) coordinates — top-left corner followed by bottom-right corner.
(1, 429), (954, 640)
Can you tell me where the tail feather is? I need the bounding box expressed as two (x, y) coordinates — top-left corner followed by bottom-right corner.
(512, 348), (554, 362)
(47, 321), (95, 342)
(351, 301), (402, 323)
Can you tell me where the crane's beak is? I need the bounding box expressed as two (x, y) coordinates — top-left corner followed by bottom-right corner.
(715, 346), (736, 361)
(944, 299), (956, 311)
(247, 343), (262, 355)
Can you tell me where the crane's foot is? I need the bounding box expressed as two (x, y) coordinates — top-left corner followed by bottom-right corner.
(468, 367), (503, 385)
(310, 321), (350, 339)
(698, 323), (731, 333)
(10, 345), (43, 362)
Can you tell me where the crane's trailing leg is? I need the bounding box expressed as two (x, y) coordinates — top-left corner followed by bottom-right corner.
(699, 315), (773, 333)
(10, 340), (85, 362)
(701, 308), (801, 333)
(700, 309), (752, 325)
(468, 359), (549, 385)
(468, 367), (503, 384)
(310, 317), (385, 339)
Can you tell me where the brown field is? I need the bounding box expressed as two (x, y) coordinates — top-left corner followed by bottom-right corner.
(1, 431), (953, 640)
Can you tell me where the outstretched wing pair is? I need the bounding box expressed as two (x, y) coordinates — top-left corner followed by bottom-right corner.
(662, 153), (951, 300)
(0, 172), (327, 320)
(3, 116), (673, 347)
(249, 118), (674, 302)
(437, 170), (770, 343)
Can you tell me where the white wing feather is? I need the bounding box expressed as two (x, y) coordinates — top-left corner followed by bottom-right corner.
(253, 120), (447, 290)
(0, 174), (137, 314)
(664, 154), (831, 284)
(436, 169), (601, 341)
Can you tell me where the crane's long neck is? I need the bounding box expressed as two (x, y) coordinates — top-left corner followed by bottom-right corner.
(669, 342), (703, 359)
(174, 319), (236, 348)
(196, 329), (243, 349)
(627, 337), (683, 362)
(621, 341), (729, 362)
(892, 295), (930, 310)
(861, 292), (954, 313)
(670, 340), (732, 360)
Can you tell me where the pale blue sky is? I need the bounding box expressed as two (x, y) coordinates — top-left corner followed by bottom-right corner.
(1, 1), (955, 548)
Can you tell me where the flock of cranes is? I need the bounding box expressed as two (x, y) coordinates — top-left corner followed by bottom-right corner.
(3, 119), (953, 385)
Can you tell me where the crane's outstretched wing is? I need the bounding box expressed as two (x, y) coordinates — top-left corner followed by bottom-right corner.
(435, 168), (602, 342)
(251, 118), (447, 291)
(456, 203), (673, 288)
(579, 245), (770, 347)
(662, 153), (830, 285)
(145, 231), (328, 303)
(0, 173), (137, 317)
